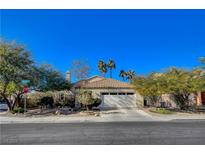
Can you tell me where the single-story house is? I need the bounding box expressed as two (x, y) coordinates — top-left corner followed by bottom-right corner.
(70, 75), (144, 110)
(66, 72), (205, 109)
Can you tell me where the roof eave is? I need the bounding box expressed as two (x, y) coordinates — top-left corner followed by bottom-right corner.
(80, 87), (135, 89)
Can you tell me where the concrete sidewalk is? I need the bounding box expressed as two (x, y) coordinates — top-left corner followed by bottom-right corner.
(0, 109), (154, 124)
(1, 109), (205, 124)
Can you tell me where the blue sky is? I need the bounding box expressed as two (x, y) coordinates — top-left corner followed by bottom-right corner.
(1, 10), (205, 81)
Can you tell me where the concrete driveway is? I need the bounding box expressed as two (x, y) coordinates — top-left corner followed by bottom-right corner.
(100, 108), (153, 121)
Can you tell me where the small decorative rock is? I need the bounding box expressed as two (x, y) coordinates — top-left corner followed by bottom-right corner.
(55, 110), (61, 115)
(95, 113), (100, 117)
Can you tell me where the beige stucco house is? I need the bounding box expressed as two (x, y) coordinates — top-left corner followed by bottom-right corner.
(66, 72), (205, 109)
(196, 92), (205, 106)
(72, 75), (144, 110)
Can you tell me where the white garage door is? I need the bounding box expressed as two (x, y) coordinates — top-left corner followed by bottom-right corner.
(101, 93), (137, 109)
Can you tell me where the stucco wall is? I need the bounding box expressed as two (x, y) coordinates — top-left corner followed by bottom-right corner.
(87, 77), (103, 83)
(146, 93), (197, 108)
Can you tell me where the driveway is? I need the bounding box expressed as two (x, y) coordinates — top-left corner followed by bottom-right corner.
(100, 108), (153, 121)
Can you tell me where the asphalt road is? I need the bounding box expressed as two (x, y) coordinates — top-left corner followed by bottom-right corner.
(1, 121), (205, 145)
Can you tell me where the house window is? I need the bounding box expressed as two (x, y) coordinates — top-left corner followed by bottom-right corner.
(127, 93), (134, 95)
(110, 93), (117, 95)
(118, 93), (126, 95)
(101, 92), (109, 95)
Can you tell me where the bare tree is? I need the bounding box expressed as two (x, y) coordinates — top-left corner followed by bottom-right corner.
(70, 59), (91, 81)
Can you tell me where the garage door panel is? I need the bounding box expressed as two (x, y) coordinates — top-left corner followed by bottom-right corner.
(102, 95), (136, 109)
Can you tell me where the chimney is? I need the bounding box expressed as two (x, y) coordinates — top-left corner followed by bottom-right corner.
(66, 71), (71, 82)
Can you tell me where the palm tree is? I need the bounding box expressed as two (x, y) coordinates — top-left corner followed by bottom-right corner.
(119, 70), (135, 81)
(119, 70), (127, 80)
(126, 70), (135, 80)
(107, 59), (116, 78)
(98, 60), (107, 78)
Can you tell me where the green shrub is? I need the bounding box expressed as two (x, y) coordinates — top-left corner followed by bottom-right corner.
(54, 100), (75, 108)
(26, 91), (75, 109)
(77, 92), (102, 110)
(12, 107), (24, 114)
(26, 92), (42, 108)
(150, 108), (174, 114)
(89, 98), (102, 108)
(40, 96), (54, 108)
(77, 91), (94, 110)
(53, 91), (75, 108)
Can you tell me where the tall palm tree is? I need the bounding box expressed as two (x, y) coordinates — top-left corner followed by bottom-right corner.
(98, 60), (107, 78)
(107, 59), (116, 78)
(119, 70), (127, 80)
(119, 70), (135, 81)
(126, 70), (135, 81)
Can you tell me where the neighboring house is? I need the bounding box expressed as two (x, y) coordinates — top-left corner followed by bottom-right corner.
(144, 73), (205, 108)
(196, 92), (205, 106)
(145, 92), (205, 108)
(70, 75), (144, 110)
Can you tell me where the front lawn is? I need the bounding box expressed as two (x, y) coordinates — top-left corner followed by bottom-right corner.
(149, 108), (174, 115)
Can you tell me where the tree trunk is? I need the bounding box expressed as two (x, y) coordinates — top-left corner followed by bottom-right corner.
(110, 69), (112, 78)
(11, 93), (23, 110)
(12, 96), (19, 110)
(101, 72), (105, 78)
(3, 97), (12, 111)
(171, 92), (190, 110)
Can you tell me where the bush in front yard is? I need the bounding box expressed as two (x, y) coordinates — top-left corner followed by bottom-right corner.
(88, 98), (102, 108)
(26, 92), (42, 108)
(77, 91), (94, 110)
(53, 91), (75, 108)
(150, 108), (174, 114)
(39, 95), (54, 109)
(26, 91), (75, 109)
(12, 107), (24, 114)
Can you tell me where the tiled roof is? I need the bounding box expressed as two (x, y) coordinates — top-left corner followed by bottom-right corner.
(81, 78), (134, 89)
(73, 80), (87, 88)
(73, 76), (103, 88)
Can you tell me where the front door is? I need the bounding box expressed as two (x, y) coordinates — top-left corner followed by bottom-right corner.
(202, 92), (205, 105)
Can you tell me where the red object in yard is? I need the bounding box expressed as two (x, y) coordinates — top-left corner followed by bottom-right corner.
(23, 85), (29, 93)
